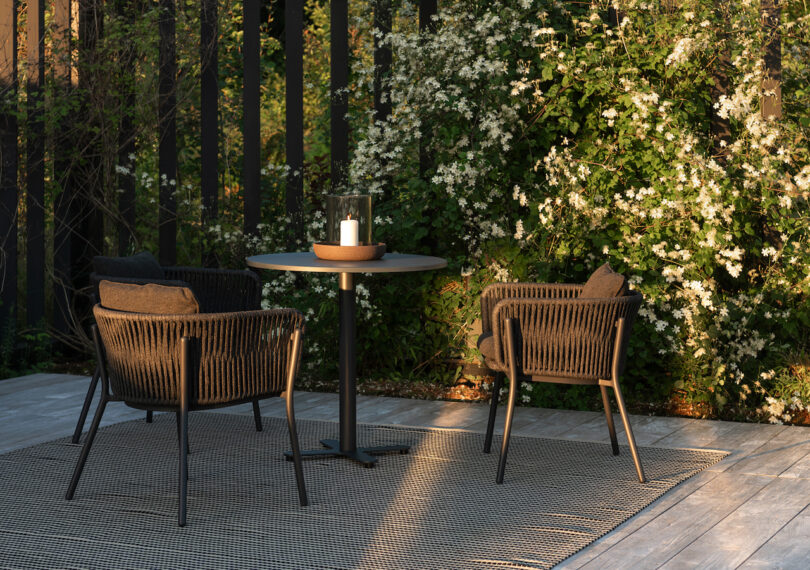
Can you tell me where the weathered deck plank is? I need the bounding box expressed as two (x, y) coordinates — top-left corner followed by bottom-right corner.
(661, 477), (810, 568)
(3, 372), (810, 568)
(723, 425), (810, 477)
(739, 508), (810, 568)
(556, 469), (722, 569)
(573, 472), (773, 568)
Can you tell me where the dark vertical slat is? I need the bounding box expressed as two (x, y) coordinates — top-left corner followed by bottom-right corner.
(417, 0), (437, 252)
(607, 6), (625, 27)
(26, 0), (45, 327)
(52, 0), (72, 335)
(418, 0), (436, 32)
(711, 1), (731, 162)
(285, 0), (303, 244)
(761, 0), (781, 119)
(373, 0), (392, 200)
(417, 0), (436, 180)
(373, 0), (392, 124)
(243, 0), (260, 235)
(116, 0), (137, 255)
(0, 0), (18, 336)
(159, 0), (177, 265)
(74, 0), (104, 315)
(331, 0), (349, 193)
(201, 0), (218, 262)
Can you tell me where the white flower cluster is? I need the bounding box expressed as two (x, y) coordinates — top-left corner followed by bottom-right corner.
(762, 394), (805, 425)
(349, 0), (539, 256)
(335, 0), (810, 412)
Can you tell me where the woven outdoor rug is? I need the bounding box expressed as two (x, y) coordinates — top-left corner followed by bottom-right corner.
(0, 413), (726, 569)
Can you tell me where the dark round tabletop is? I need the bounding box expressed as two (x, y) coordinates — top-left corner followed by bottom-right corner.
(246, 252), (447, 274)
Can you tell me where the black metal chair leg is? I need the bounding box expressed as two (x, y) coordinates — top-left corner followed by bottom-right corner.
(175, 411), (190, 457)
(286, 395), (308, 507)
(66, 396), (108, 500)
(497, 320), (519, 484)
(612, 380), (646, 483)
(252, 400), (263, 432)
(146, 410), (153, 423)
(600, 385), (620, 455)
(178, 337), (190, 527)
(71, 364), (101, 444)
(484, 372), (503, 453)
(178, 410), (189, 526)
(285, 329), (308, 507)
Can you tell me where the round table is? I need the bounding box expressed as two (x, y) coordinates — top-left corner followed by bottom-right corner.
(246, 252), (447, 466)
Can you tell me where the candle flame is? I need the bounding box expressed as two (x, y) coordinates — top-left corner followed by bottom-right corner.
(347, 214), (352, 220)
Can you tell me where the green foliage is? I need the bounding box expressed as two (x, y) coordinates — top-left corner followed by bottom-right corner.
(13, 0), (810, 422)
(0, 312), (53, 380)
(344, 0), (810, 419)
(198, 0), (810, 421)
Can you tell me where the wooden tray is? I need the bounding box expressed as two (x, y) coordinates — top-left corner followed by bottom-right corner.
(313, 242), (386, 261)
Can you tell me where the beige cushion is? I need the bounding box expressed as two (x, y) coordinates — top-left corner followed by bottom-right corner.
(580, 263), (628, 298)
(98, 280), (200, 315)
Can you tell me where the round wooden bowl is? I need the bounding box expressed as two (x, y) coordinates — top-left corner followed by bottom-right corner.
(313, 242), (386, 261)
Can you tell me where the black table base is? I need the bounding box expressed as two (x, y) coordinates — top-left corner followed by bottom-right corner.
(284, 439), (409, 468)
(246, 254), (447, 469)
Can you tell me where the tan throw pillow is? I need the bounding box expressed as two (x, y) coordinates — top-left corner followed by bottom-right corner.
(98, 280), (200, 315)
(580, 263), (628, 298)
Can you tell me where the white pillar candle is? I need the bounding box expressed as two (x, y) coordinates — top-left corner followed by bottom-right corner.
(340, 216), (359, 246)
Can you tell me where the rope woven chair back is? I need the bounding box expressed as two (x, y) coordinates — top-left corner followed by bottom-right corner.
(481, 283), (580, 333)
(491, 291), (642, 381)
(93, 306), (304, 408)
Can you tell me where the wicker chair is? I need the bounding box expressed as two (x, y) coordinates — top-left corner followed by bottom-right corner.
(65, 306), (308, 526)
(478, 283), (646, 484)
(71, 262), (263, 443)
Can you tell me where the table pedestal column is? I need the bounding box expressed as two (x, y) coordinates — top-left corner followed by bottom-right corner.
(338, 272), (356, 452)
(287, 272), (408, 467)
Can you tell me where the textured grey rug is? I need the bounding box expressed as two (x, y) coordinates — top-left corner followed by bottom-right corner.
(0, 413), (726, 569)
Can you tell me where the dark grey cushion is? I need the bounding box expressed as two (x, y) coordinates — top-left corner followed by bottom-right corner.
(91, 274), (190, 290)
(580, 263), (628, 298)
(92, 251), (164, 280)
(477, 331), (496, 363)
(98, 280), (200, 315)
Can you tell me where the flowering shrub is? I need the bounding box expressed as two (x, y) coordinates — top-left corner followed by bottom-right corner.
(101, 0), (809, 422)
(341, 0), (810, 420)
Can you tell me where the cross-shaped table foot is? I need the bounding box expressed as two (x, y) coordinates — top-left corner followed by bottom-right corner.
(285, 439), (409, 468)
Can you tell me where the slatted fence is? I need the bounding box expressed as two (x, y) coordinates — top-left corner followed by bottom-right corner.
(0, 0), (782, 347)
(0, 0), (437, 343)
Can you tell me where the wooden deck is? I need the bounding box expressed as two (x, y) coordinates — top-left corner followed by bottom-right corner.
(2, 373), (809, 568)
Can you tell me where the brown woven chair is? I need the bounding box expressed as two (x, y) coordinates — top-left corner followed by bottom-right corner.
(72, 260), (263, 443)
(478, 283), (646, 484)
(65, 306), (308, 526)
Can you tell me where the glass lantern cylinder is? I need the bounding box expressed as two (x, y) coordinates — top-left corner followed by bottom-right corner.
(325, 195), (372, 245)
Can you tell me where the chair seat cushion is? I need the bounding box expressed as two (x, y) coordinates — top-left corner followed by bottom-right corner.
(580, 262), (628, 298)
(477, 331), (496, 363)
(92, 251), (164, 280)
(99, 280), (200, 315)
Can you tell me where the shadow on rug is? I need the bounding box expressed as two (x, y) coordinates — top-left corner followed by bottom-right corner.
(0, 413), (726, 569)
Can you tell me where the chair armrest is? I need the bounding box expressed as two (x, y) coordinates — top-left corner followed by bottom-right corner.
(488, 291), (641, 380)
(93, 306), (305, 408)
(163, 266), (261, 313)
(480, 283), (581, 333)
